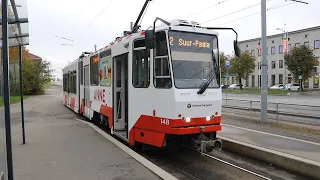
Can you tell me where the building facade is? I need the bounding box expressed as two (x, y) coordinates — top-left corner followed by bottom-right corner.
(226, 25), (320, 89)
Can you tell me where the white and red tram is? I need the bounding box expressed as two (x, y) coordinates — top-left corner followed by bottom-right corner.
(62, 17), (240, 153)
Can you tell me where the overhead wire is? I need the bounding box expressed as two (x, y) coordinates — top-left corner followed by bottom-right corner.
(78, 0), (113, 37)
(216, 1), (296, 26)
(200, 0), (273, 25)
(184, 0), (234, 18)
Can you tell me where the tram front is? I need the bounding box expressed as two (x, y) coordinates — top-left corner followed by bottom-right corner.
(144, 19), (240, 152)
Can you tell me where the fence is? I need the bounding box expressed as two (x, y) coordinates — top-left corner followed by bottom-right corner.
(222, 98), (320, 126)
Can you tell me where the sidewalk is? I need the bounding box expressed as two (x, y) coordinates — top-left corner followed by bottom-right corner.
(10, 85), (164, 180)
(219, 113), (320, 163)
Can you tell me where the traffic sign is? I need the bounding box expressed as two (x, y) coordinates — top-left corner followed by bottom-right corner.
(225, 60), (230, 68)
(298, 75), (302, 79)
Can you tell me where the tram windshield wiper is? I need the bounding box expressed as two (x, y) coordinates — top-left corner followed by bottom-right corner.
(197, 50), (220, 94)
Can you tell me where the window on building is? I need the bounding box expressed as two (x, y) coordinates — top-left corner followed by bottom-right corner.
(251, 75), (255, 87)
(232, 77), (234, 84)
(271, 74), (275, 86)
(99, 49), (112, 87)
(295, 43), (300, 48)
(288, 44), (292, 51)
(271, 61), (276, 69)
(154, 31), (171, 88)
(304, 41), (309, 48)
(271, 46), (275, 54)
(90, 54), (99, 86)
(279, 74), (283, 84)
(133, 39), (150, 88)
(251, 49), (255, 57)
(315, 40), (320, 49)
(305, 34), (308, 38)
(279, 45), (283, 54)
(279, 60), (283, 68)
(313, 75), (319, 88)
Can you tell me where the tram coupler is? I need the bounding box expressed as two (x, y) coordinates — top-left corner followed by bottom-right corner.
(193, 139), (222, 154)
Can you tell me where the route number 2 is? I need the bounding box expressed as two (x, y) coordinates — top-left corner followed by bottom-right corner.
(160, 118), (169, 125)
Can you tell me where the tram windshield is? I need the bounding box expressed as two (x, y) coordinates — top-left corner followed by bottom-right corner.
(168, 31), (219, 89)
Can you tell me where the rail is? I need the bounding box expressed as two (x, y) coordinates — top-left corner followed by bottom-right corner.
(222, 98), (320, 125)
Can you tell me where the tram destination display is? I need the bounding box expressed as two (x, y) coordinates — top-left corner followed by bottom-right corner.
(168, 31), (217, 54)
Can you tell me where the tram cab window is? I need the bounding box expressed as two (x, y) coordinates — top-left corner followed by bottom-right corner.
(154, 31), (172, 88)
(90, 54), (99, 86)
(133, 39), (150, 88)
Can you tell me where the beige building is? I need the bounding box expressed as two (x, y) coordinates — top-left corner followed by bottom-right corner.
(225, 25), (320, 89)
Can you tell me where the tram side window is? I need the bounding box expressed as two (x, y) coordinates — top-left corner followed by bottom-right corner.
(154, 31), (172, 88)
(133, 39), (150, 88)
(63, 74), (66, 91)
(80, 61), (83, 85)
(99, 49), (112, 86)
(90, 55), (99, 86)
(73, 71), (77, 94)
(68, 72), (72, 93)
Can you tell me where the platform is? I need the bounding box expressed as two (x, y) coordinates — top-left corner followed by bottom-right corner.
(218, 124), (320, 162)
(9, 85), (171, 180)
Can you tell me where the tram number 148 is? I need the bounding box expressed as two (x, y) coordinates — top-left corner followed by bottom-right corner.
(160, 118), (169, 125)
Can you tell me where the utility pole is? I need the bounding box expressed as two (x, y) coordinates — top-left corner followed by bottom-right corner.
(260, 0), (308, 121)
(94, 44), (97, 51)
(260, 0), (268, 121)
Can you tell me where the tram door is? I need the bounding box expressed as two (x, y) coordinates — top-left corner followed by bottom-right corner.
(112, 53), (128, 139)
(83, 65), (90, 118)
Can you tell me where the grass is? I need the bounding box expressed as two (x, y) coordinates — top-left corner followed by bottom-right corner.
(0, 95), (30, 107)
(223, 88), (293, 95)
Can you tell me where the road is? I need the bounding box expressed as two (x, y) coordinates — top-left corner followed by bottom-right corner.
(222, 93), (320, 122)
(223, 92), (320, 105)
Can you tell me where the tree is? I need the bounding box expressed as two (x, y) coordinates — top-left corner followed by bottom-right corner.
(284, 45), (314, 91)
(229, 52), (255, 89)
(220, 52), (227, 77)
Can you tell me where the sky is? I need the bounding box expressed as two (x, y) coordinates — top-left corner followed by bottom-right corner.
(24, 0), (320, 79)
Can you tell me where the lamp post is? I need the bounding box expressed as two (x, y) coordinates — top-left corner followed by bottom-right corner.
(276, 26), (288, 95)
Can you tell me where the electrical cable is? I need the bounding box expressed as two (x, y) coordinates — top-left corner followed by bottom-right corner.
(200, 0), (273, 25)
(184, 0), (234, 18)
(216, 1), (296, 26)
(78, 0), (113, 37)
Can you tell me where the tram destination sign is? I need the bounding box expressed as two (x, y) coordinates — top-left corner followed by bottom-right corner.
(168, 31), (217, 54)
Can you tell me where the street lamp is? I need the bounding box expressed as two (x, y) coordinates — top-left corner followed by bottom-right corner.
(276, 26), (288, 94)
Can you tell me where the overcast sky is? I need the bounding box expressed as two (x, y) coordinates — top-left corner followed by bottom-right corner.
(24, 0), (319, 78)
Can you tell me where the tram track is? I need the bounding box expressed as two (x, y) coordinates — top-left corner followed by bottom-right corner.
(77, 117), (312, 180)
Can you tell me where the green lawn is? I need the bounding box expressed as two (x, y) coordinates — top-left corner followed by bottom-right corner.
(222, 88), (293, 95)
(0, 95), (30, 107)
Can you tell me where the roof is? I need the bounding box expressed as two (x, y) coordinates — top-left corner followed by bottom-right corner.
(27, 52), (42, 60)
(239, 25), (320, 44)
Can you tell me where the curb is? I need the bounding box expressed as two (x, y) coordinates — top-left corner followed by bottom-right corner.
(218, 136), (320, 180)
(74, 118), (178, 180)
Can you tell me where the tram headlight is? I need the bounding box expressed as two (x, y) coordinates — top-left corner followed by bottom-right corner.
(186, 117), (191, 122)
(206, 116), (211, 121)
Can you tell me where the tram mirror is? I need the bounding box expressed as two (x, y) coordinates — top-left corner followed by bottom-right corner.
(145, 30), (155, 49)
(234, 40), (241, 57)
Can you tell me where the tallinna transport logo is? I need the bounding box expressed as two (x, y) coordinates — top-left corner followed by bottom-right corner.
(187, 103), (191, 108)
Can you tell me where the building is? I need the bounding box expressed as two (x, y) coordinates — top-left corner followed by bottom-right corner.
(227, 25), (320, 89)
(27, 52), (42, 63)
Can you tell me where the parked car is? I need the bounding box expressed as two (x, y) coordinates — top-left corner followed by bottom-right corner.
(221, 84), (229, 89)
(270, 84), (284, 90)
(228, 84), (245, 89)
(287, 83), (300, 91)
